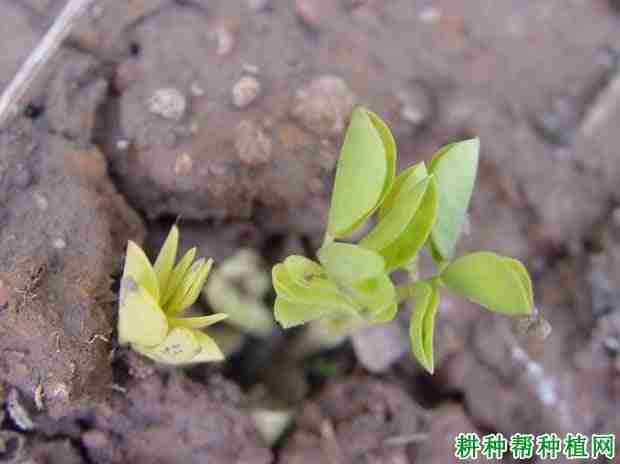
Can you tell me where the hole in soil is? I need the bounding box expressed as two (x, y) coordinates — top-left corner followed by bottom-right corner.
(24, 103), (44, 119)
(129, 42), (141, 57)
(0, 434), (23, 461)
(305, 343), (356, 395)
(583, 237), (604, 254)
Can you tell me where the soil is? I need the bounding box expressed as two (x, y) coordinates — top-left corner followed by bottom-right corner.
(1, 0), (620, 462)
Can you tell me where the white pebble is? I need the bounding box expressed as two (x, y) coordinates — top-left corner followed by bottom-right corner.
(33, 192), (48, 211)
(148, 88), (187, 121)
(232, 76), (262, 109)
(52, 238), (67, 250)
(242, 63), (260, 75)
(419, 6), (441, 24)
(214, 27), (234, 56)
(190, 82), (205, 97)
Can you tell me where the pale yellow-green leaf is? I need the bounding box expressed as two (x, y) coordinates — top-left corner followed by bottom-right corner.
(349, 274), (396, 321)
(360, 176), (430, 253)
(123, 241), (159, 302)
(409, 281), (439, 374)
(505, 258), (534, 309)
(274, 297), (343, 329)
(283, 255), (325, 288)
(165, 258), (212, 315)
(153, 225), (179, 293)
(272, 263), (353, 309)
(118, 277), (167, 347)
(370, 301), (398, 323)
(168, 313), (228, 329)
(161, 247), (197, 307)
(366, 110), (397, 208)
(429, 139), (479, 261)
(327, 107), (389, 238)
(191, 330), (225, 362)
(175, 258), (213, 314)
(318, 242), (385, 285)
(379, 162), (428, 219)
(440, 251), (533, 316)
(136, 327), (201, 365)
(380, 177), (438, 272)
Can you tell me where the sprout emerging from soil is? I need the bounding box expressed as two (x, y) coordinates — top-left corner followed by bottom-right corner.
(272, 107), (535, 373)
(118, 225), (227, 365)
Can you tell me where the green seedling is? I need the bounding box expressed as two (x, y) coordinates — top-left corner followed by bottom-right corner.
(272, 106), (535, 373)
(118, 225), (227, 365)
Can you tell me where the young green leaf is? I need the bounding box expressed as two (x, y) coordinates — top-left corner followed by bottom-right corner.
(349, 274), (396, 321)
(372, 301), (398, 323)
(169, 313), (228, 329)
(118, 277), (167, 347)
(379, 162), (428, 219)
(161, 247), (197, 307)
(153, 225), (179, 293)
(318, 242), (385, 285)
(166, 258), (213, 315)
(409, 281), (439, 374)
(504, 257), (534, 309)
(326, 107), (392, 239)
(379, 177), (438, 272)
(366, 110), (397, 208)
(137, 327), (201, 365)
(274, 297), (347, 328)
(123, 241), (160, 301)
(283, 255), (325, 286)
(360, 177), (430, 253)
(429, 139), (479, 261)
(440, 251), (533, 316)
(273, 263), (353, 309)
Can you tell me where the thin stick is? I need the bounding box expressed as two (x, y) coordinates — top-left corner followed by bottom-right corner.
(0, 0), (96, 130)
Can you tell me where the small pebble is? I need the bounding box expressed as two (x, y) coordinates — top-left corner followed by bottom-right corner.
(232, 76), (262, 109)
(33, 192), (48, 211)
(235, 120), (272, 165)
(247, 0), (271, 12)
(34, 384), (45, 411)
(603, 337), (620, 356)
(291, 75), (357, 136)
(190, 82), (205, 97)
(352, 323), (409, 373)
(242, 63), (260, 75)
(52, 237), (67, 250)
(295, 0), (322, 29)
(147, 88), (187, 121)
(214, 27), (235, 56)
(7, 388), (35, 431)
(116, 139), (130, 151)
(397, 82), (434, 128)
(419, 6), (441, 24)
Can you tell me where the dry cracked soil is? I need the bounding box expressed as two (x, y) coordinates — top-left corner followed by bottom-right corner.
(1, 0), (620, 463)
